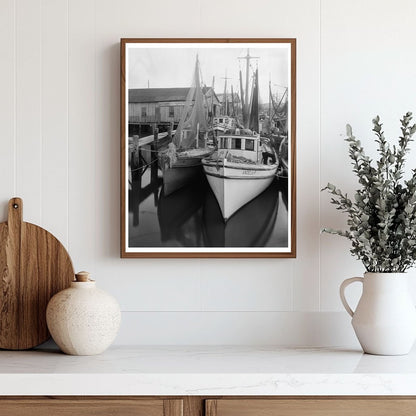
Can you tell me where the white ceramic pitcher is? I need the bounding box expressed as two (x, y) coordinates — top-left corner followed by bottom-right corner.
(340, 272), (416, 355)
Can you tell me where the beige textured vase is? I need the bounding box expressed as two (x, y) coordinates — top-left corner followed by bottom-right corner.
(46, 271), (121, 355)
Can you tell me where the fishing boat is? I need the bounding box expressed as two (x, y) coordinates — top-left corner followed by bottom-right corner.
(202, 128), (278, 221)
(202, 51), (279, 221)
(159, 55), (214, 196)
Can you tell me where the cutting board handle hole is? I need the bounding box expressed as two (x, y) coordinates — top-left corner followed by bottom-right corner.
(12, 204), (18, 209)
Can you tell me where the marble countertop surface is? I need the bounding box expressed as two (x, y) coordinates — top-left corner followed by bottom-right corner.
(1, 345), (416, 396)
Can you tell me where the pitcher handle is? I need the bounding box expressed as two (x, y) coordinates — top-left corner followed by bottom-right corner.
(340, 277), (363, 317)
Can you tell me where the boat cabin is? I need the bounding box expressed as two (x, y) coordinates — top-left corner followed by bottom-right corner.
(213, 116), (237, 130)
(216, 129), (262, 163)
(214, 128), (278, 165)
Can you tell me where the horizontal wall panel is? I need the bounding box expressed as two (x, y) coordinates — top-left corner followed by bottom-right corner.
(200, 259), (293, 311)
(114, 311), (359, 346)
(97, 259), (203, 311)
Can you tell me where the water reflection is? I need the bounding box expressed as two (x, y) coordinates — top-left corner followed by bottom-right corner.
(202, 178), (284, 247)
(157, 172), (206, 247)
(128, 152), (288, 248)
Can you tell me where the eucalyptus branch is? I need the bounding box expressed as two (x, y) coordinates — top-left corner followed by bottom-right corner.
(322, 113), (416, 273)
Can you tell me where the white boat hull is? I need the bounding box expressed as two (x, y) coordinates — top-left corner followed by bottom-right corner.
(202, 159), (278, 221)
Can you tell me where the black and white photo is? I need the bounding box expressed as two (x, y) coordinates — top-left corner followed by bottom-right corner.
(121, 39), (296, 258)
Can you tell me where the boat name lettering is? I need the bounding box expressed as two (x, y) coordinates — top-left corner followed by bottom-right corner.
(242, 170), (256, 175)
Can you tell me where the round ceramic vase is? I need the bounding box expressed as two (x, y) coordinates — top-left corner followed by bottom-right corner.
(340, 272), (416, 355)
(46, 271), (121, 356)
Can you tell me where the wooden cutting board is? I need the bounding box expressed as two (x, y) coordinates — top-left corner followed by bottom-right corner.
(0, 197), (74, 350)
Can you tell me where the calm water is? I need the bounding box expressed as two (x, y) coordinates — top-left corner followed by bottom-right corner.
(128, 146), (288, 248)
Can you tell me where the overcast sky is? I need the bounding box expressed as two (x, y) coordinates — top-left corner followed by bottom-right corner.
(127, 45), (289, 104)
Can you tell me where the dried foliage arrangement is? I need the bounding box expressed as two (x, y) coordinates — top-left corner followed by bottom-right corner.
(322, 113), (416, 272)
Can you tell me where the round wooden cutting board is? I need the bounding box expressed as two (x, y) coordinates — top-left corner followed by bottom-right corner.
(0, 198), (74, 350)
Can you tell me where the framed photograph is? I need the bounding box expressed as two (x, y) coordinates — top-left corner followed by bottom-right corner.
(121, 38), (296, 258)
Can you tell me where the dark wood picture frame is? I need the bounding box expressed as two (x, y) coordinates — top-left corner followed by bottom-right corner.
(121, 38), (296, 258)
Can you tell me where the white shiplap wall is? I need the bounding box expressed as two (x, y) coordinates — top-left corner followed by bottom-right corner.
(1, 0), (415, 346)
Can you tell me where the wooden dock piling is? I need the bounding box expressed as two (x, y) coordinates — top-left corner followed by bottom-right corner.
(130, 135), (143, 227)
(151, 127), (160, 205)
(153, 126), (159, 149)
(128, 127), (175, 210)
(131, 135), (142, 182)
(168, 122), (173, 140)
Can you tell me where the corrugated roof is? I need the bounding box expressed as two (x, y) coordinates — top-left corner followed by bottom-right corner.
(129, 88), (190, 103)
(129, 87), (222, 104)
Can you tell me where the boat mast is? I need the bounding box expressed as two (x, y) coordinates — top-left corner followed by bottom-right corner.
(210, 76), (215, 122)
(231, 84), (235, 117)
(269, 79), (272, 131)
(249, 68), (259, 133)
(239, 69), (245, 124)
(221, 70), (231, 116)
(238, 49), (259, 128)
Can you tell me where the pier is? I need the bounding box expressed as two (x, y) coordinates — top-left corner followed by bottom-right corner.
(128, 125), (175, 226)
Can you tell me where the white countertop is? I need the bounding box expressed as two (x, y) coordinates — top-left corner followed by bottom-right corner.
(1, 345), (416, 396)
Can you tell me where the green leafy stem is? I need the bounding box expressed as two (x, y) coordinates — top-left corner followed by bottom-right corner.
(322, 112), (416, 272)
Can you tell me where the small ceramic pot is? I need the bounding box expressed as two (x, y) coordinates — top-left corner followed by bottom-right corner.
(46, 271), (121, 355)
(340, 272), (416, 355)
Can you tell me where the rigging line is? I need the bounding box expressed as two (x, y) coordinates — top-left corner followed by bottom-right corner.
(130, 145), (170, 154)
(130, 158), (159, 173)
